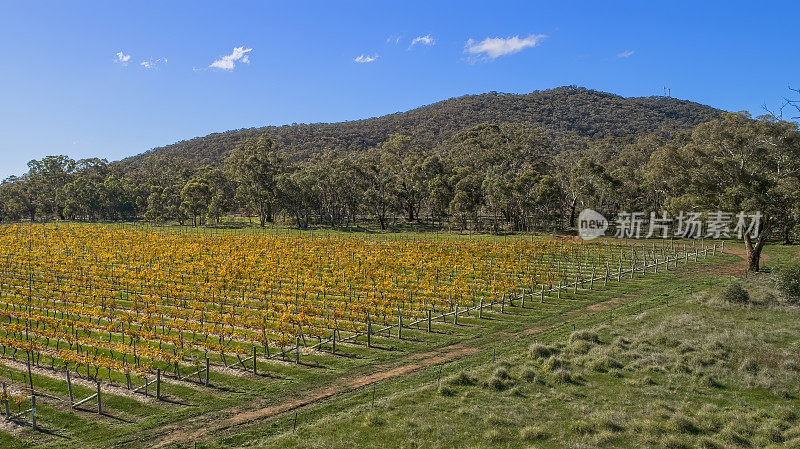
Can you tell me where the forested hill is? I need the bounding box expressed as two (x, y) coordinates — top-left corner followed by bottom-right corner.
(119, 86), (722, 171)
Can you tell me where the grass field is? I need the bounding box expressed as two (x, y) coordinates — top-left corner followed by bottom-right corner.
(0, 224), (795, 448)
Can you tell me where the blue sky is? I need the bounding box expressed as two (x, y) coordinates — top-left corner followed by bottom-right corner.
(1, 1), (798, 179)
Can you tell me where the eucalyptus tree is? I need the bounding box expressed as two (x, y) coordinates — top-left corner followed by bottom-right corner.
(226, 136), (283, 226)
(646, 113), (800, 271)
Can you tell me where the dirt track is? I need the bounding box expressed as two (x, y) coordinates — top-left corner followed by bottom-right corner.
(154, 343), (481, 447)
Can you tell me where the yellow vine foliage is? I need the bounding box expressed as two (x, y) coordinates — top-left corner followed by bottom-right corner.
(0, 224), (622, 375)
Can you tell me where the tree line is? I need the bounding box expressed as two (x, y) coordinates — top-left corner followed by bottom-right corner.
(1, 112), (798, 271)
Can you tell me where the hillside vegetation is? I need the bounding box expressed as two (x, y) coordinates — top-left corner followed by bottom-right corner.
(120, 86), (721, 172)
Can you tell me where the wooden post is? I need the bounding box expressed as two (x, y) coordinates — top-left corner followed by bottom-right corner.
(156, 368), (161, 400)
(205, 357), (210, 386)
(2, 383), (9, 417)
(66, 370), (74, 407)
(30, 395), (36, 429)
(96, 381), (102, 414)
(26, 358), (34, 394)
(427, 310), (432, 332)
(479, 299), (484, 319)
(501, 295), (505, 313)
(367, 316), (372, 348)
(540, 284), (545, 303)
(454, 306), (458, 325)
(126, 372), (132, 390)
(399, 314), (403, 339)
(253, 346), (257, 374)
(295, 337), (301, 364)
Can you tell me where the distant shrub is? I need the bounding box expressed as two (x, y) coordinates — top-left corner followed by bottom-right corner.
(437, 385), (456, 397)
(446, 371), (476, 387)
(521, 366), (537, 382)
(568, 339), (593, 354)
(528, 342), (553, 360)
(588, 355), (623, 373)
(543, 355), (565, 370)
(773, 264), (800, 304)
(553, 368), (574, 384)
(669, 413), (698, 434)
(722, 282), (750, 304)
(486, 367), (514, 390)
(569, 330), (600, 345)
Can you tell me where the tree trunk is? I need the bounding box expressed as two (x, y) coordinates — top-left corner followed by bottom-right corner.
(568, 197), (577, 228)
(744, 233), (766, 272)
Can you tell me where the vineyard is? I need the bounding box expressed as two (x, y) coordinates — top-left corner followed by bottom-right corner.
(0, 224), (717, 429)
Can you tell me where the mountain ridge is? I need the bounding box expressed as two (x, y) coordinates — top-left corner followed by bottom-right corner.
(118, 86), (723, 173)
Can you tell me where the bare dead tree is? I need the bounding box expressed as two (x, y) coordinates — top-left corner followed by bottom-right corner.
(764, 85), (800, 120)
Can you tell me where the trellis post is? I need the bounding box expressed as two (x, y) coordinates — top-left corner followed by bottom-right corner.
(367, 313), (372, 348)
(2, 383), (9, 417)
(66, 370), (74, 406)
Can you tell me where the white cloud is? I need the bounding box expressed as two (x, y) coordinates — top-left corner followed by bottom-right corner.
(617, 50), (635, 58)
(387, 35), (402, 45)
(464, 34), (546, 61)
(114, 51), (131, 65)
(209, 46), (252, 71)
(410, 34), (435, 48)
(140, 57), (167, 69)
(354, 53), (378, 63)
